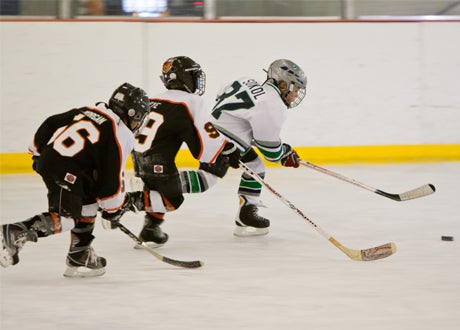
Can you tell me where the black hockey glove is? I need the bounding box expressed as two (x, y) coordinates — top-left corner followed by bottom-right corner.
(101, 194), (137, 223)
(221, 142), (241, 169)
(199, 142), (241, 178)
(32, 155), (40, 172)
(199, 159), (229, 178)
(280, 143), (300, 168)
(101, 208), (125, 223)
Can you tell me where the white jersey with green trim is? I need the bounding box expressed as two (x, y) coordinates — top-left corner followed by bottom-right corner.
(211, 77), (288, 161)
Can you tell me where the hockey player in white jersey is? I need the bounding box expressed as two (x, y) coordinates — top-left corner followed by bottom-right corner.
(211, 59), (307, 236)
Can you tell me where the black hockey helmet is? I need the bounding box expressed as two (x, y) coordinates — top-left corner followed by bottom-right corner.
(109, 83), (150, 135)
(160, 56), (206, 95)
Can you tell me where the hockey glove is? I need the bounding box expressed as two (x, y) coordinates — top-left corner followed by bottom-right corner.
(199, 142), (241, 178)
(32, 155), (40, 172)
(280, 143), (300, 168)
(199, 159), (228, 178)
(101, 208), (125, 224)
(101, 194), (138, 223)
(221, 142), (241, 169)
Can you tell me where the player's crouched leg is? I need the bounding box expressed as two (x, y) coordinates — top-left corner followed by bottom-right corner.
(134, 177), (184, 249)
(1, 212), (68, 268)
(135, 212), (169, 249)
(64, 204), (106, 278)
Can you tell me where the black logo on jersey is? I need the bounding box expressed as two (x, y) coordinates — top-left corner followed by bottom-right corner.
(82, 110), (107, 125)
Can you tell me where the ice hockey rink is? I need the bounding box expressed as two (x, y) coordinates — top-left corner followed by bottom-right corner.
(1, 162), (459, 330)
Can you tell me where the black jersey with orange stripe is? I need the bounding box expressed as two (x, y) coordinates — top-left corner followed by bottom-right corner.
(29, 106), (134, 211)
(132, 89), (226, 175)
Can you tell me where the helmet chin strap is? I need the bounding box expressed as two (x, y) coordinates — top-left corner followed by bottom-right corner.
(264, 79), (291, 107)
(183, 84), (193, 94)
(282, 94), (291, 107)
(133, 116), (149, 136)
(95, 101), (107, 108)
(278, 83), (292, 108)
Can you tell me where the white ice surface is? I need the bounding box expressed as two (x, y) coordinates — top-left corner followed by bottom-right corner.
(1, 163), (459, 330)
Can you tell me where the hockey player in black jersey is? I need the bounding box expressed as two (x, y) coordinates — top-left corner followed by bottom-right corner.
(0, 83), (150, 277)
(116, 56), (240, 248)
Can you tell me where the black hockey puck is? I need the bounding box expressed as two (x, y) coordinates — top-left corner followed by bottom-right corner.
(441, 236), (454, 241)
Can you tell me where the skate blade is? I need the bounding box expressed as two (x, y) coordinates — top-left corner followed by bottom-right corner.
(234, 226), (269, 237)
(133, 241), (164, 249)
(63, 266), (105, 278)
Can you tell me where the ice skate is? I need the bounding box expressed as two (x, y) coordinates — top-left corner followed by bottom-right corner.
(0, 223), (38, 267)
(134, 213), (169, 249)
(234, 196), (270, 237)
(64, 245), (106, 278)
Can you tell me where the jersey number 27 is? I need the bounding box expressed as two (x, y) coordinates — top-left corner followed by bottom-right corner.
(211, 81), (255, 119)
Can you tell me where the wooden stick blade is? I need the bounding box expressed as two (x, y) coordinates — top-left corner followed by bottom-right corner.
(358, 242), (397, 261)
(330, 237), (397, 261)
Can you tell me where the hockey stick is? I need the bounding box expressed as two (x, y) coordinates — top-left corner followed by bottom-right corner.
(299, 160), (435, 201)
(114, 222), (203, 269)
(239, 161), (396, 261)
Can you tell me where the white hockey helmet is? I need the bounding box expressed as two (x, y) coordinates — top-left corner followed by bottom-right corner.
(265, 59), (307, 108)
